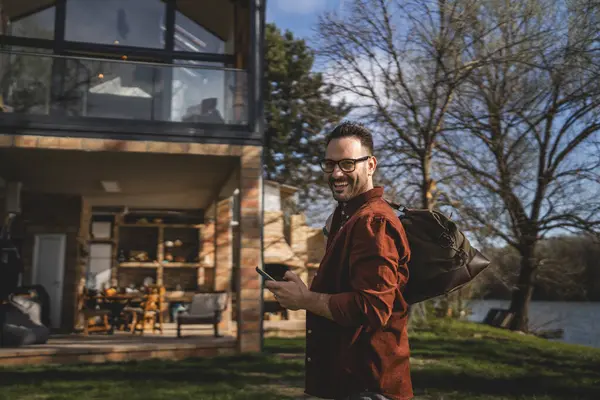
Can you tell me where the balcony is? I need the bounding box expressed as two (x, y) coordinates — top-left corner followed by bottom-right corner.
(0, 49), (252, 142)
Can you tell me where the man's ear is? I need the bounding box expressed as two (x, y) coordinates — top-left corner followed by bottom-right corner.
(368, 156), (377, 176)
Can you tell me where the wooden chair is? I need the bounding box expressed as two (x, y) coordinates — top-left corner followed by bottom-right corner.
(79, 289), (112, 336)
(125, 286), (164, 335)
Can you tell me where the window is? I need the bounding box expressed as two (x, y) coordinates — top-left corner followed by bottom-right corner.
(65, 0), (165, 48)
(171, 60), (226, 123)
(87, 243), (112, 290)
(0, 47), (53, 114)
(2, 0), (55, 40)
(59, 57), (166, 120)
(174, 0), (234, 54)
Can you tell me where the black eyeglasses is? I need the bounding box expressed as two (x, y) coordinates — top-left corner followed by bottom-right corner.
(319, 156), (370, 173)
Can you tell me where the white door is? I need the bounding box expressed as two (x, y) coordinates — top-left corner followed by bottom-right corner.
(32, 234), (67, 329)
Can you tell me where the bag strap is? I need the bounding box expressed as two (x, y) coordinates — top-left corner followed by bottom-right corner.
(384, 198), (406, 213)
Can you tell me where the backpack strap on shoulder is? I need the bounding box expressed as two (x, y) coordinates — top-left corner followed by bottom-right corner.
(383, 198), (406, 213)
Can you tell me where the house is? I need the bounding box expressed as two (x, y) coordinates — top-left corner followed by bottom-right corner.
(0, 0), (267, 353)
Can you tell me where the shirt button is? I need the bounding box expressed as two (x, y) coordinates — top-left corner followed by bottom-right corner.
(308, 329), (312, 334)
(307, 357), (312, 362)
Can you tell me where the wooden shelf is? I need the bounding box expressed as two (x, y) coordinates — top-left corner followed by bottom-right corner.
(161, 262), (213, 268)
(105, 220), (209, 289)
(119, 262), (160, 268)
(118, 262), (212, 268)
(119, 223), (204, 229)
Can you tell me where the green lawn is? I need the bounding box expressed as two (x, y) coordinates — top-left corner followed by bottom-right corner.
(1, 320), (599, 400)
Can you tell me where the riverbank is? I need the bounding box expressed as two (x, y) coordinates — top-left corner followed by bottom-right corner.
(466, 299), (600, 348)
(0, 319), (598, 399)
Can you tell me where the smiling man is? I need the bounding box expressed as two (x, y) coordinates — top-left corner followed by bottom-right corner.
(264, 122), (413, 400)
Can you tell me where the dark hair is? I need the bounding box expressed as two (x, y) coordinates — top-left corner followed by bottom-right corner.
(326, 121), (374, 155)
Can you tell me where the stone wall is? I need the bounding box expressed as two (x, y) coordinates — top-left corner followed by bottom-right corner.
(290, 215), (326, 266)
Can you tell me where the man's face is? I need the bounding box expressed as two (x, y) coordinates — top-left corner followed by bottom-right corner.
(324, 137), (377, 202)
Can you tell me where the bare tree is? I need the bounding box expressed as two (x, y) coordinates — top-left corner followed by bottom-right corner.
(316, 0), (493, 210)
(442, 0), (600, 331)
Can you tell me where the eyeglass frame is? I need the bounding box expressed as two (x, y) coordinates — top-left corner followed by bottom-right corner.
(319, 156), (371, 173)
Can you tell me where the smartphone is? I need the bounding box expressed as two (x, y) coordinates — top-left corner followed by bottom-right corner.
(255, 266), (277, 281)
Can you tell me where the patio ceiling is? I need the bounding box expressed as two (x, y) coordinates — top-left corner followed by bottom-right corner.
(0, 146), (238, 209)
(1, 0), (55, 21)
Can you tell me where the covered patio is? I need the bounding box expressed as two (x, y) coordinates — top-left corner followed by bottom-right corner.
(0, 135), (264, 356)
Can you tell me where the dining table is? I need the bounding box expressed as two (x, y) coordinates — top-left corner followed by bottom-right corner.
(86, 293), (146, 330)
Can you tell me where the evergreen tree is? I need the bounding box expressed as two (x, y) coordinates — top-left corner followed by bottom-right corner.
(264, 23), (350, 206)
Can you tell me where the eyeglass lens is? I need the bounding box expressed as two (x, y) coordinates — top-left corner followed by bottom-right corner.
(321, 159), (356, 172)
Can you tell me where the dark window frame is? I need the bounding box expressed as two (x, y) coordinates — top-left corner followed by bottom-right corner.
(0, 0), (237, 64)
(0, 0), (254, 133)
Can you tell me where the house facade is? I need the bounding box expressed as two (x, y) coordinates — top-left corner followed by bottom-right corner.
(0, 0), (266, 353)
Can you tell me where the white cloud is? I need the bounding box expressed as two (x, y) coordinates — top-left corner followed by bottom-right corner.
(273, 0), (327, 15)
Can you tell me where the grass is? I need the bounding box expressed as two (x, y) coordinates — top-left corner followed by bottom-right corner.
(1, 320), (599, 400)
(407, 319), (600, 399)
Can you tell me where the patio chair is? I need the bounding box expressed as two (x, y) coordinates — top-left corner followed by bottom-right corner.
(177, 291), (228, 338)
(123, 286), (164, 335)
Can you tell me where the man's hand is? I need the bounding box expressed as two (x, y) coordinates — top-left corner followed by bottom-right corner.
(264, 271), (308, 310)
(265, 271), (334, 320)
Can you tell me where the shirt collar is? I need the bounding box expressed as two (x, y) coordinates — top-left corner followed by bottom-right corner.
(339, 186), (384, 221)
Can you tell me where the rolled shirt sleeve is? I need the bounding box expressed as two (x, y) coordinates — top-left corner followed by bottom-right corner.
(328, 215), (408, 329)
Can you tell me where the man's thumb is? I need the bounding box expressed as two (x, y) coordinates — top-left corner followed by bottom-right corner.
(284, 270), (302, 283)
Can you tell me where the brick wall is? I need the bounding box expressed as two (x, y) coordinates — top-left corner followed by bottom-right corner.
(237, 146), (262, 353)
(215, 198), (233, 291)
(200, 219), (215, 267)
(19, 192), (87, 331)
(201, 267), (215, 291)
(214, 197), (233, 333)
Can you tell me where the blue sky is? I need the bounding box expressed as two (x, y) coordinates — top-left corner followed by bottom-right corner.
(266, 0), (344, 39)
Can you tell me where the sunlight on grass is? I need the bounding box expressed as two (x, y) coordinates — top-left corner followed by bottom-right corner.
(1, 320), (600, 400)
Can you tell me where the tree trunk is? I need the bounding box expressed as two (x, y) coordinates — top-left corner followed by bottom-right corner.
(408, 151), (435, 323)
(421, 152), (435, 210)
(508, 246), (537, 332)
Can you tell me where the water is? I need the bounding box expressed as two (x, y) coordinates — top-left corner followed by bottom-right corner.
(466, 300), (600, 348)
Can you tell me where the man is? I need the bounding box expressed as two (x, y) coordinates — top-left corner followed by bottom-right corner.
(265, 122), (413, 400)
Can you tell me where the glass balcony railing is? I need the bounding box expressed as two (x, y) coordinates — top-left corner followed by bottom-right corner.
(0, 50), (249, 126)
